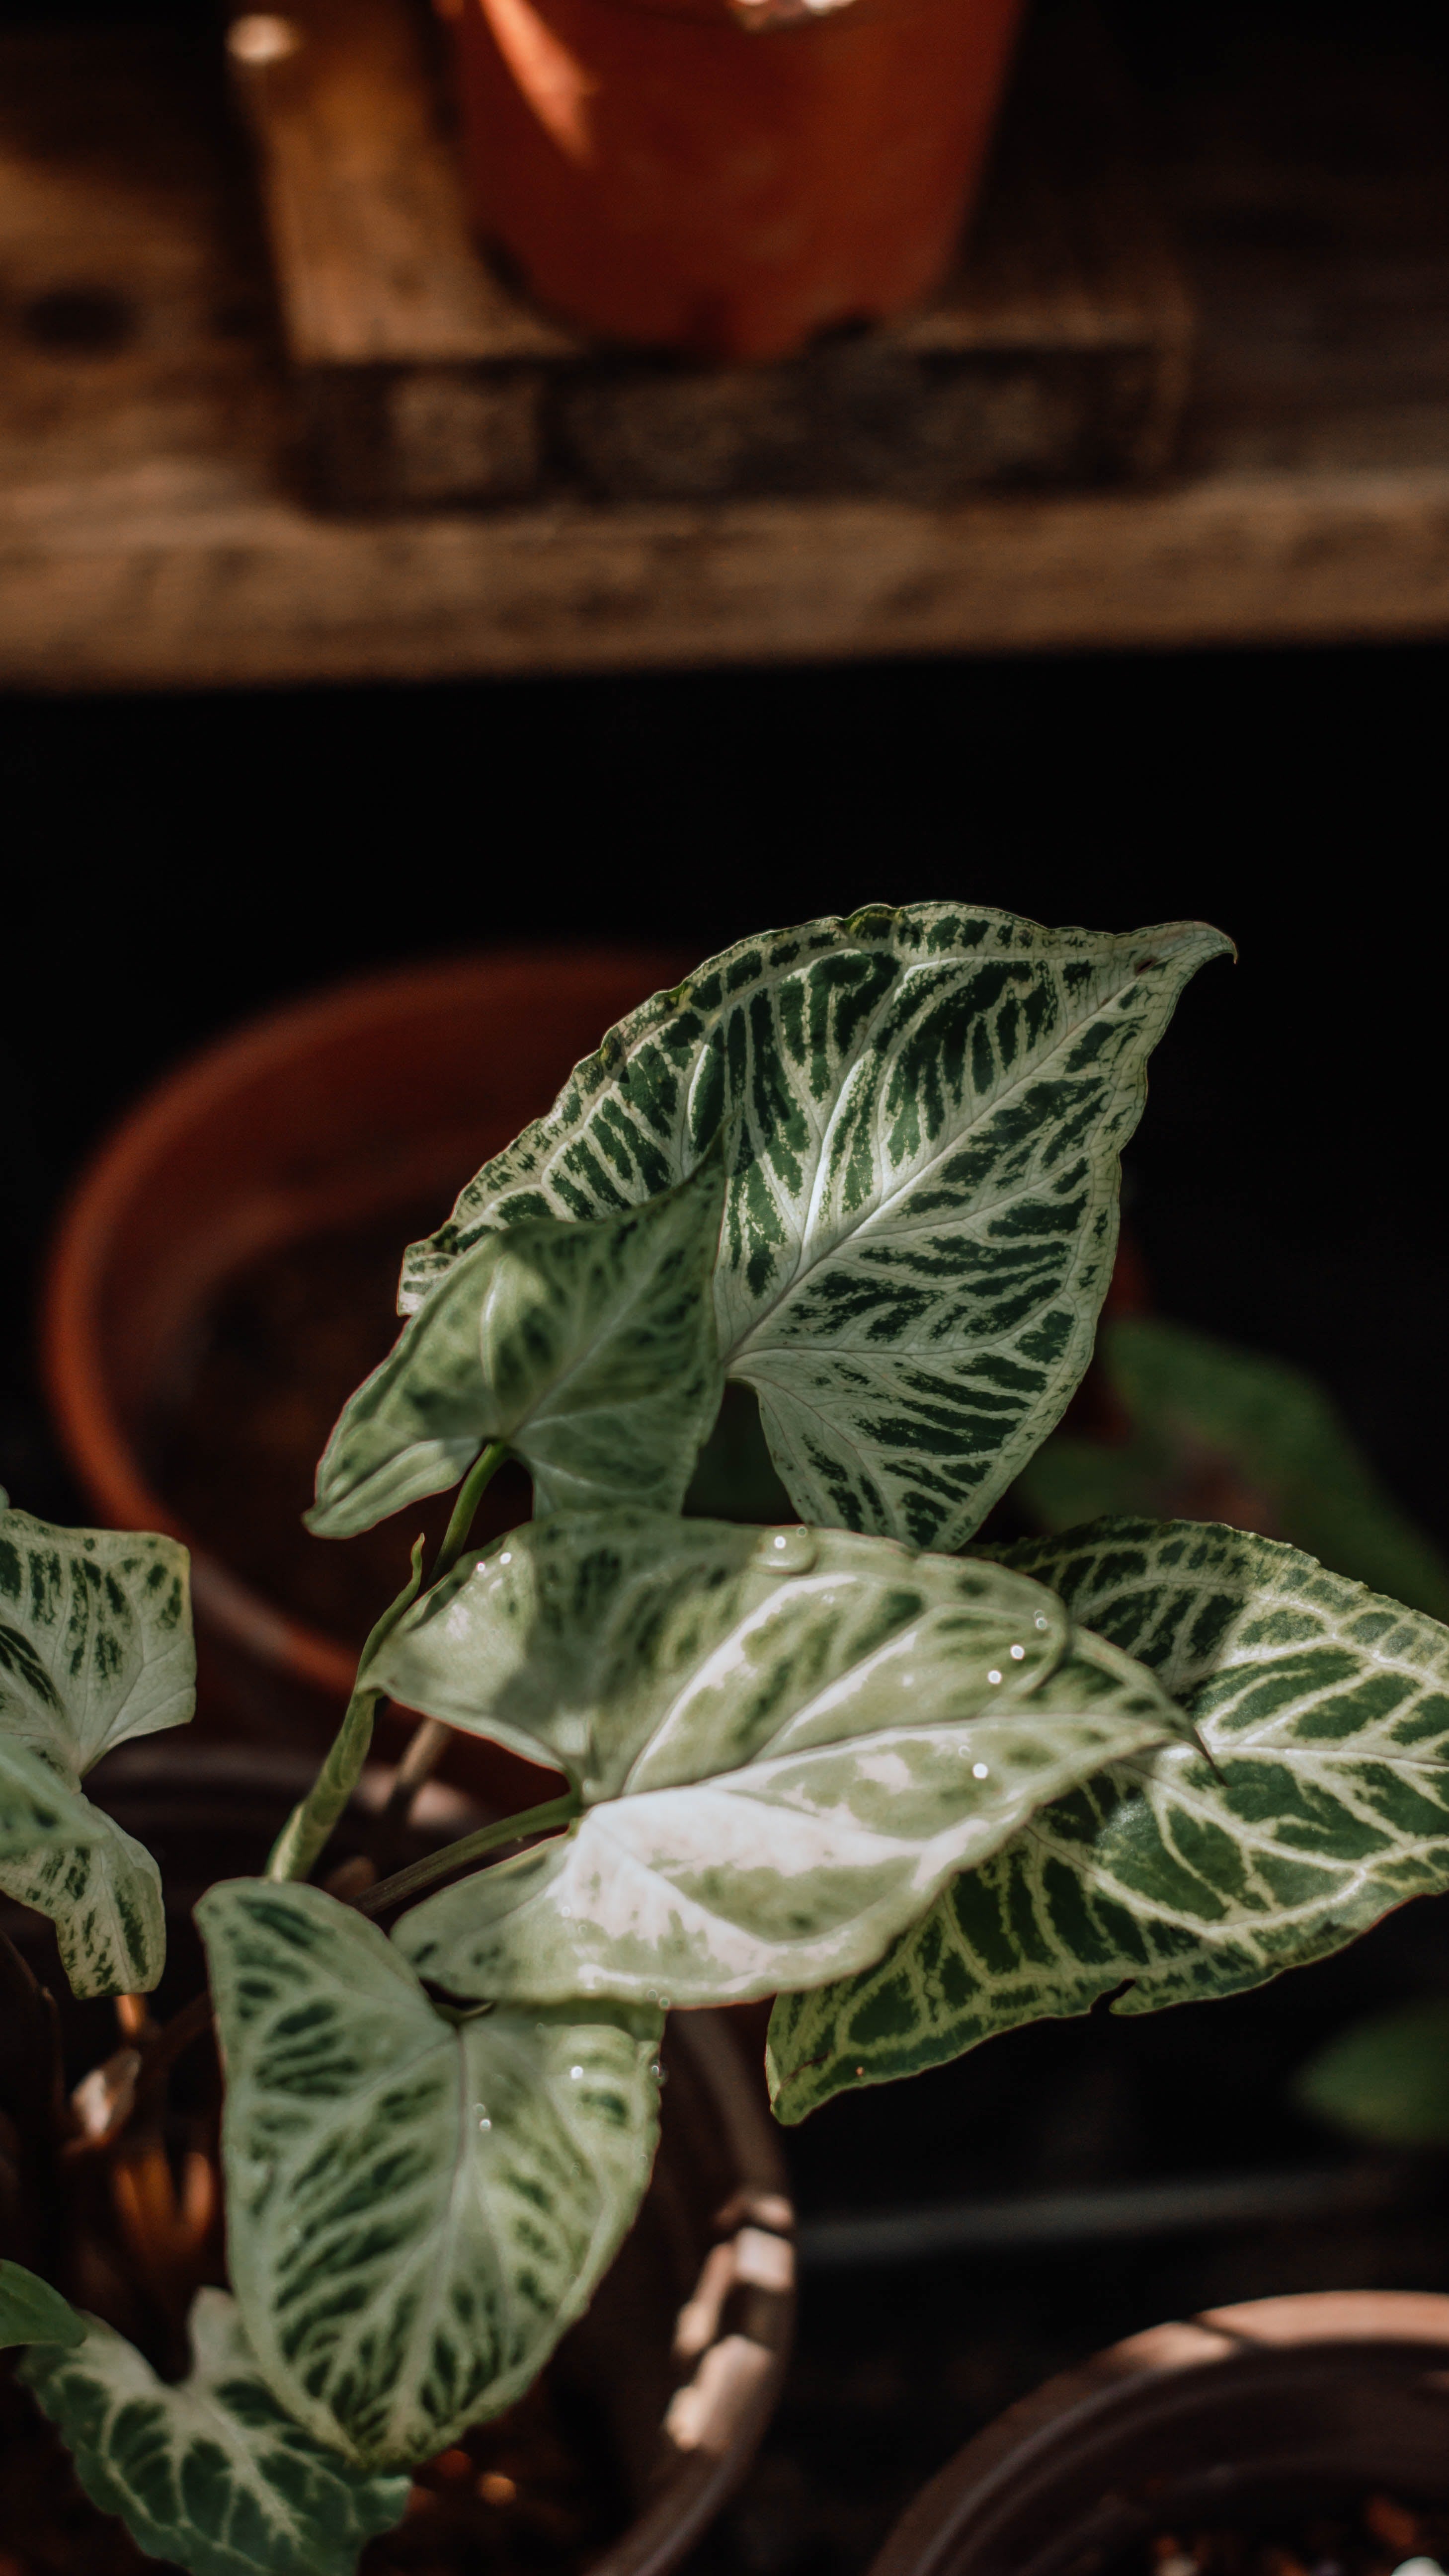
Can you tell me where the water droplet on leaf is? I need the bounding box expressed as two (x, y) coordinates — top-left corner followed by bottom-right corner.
(753, 1527), (817, 1574)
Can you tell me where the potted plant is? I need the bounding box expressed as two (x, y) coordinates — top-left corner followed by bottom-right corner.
(7, 899), (1449, 2576)
(446, 0), (1025, 357)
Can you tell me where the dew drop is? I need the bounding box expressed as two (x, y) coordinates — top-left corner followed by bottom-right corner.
(987, 1669), (1002, 1686)
(478, 2117), (491, 2131)
(657, 1994), (671, 2010)
(753, 1526), (818, 1574)
(569, 2065), (584, 2080)
(1034, 1614), (1049, 1631)
(1010, 1644), (1026, 1660)
(972, 1762), (990, 1779)
(499, 1550), (512, 1565)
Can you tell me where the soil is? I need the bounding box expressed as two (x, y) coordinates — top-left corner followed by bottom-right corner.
(1114, 2493), (1449, 2576)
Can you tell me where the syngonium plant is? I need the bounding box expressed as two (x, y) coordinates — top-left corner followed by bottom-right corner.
(5, 902), (1449, 2575)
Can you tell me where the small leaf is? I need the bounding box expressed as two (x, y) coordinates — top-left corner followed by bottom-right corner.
(0, 2259), (84, 2348)
(308, 1147), (726, 1538)
(0, 1806), (164, 1998)
(1292, 1996), (1449, 2147)
(767, 1517), (1449, 2120)
(398, 906), (1229, 1552)
(0, 1504), (194, 1770)
(18, 2289), (407, 2576)
(1014, 1316), (1449, 1622)
(0, 1503), (194, 1996)
(199, 1879), (662, 2470)
(376, 1512), (1177, 2007)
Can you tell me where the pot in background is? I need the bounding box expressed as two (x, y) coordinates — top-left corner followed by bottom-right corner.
(449, 0), (1026, 360)
(42, 951), (686, 1767)
(866, 2290), (1449, 2576)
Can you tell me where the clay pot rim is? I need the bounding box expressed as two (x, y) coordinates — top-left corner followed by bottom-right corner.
(866, 2290), (1449, 2576)
(40, 947), (682, 1701)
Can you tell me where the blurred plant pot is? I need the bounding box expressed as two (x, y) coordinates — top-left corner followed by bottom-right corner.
(0, 1743), (795, 2576)
(865, 2290), (1449, 2576)
(41, 951), (685, 1781)
(448, 0), (1026, 360)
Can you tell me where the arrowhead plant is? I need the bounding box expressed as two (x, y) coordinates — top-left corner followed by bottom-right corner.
(7, 901), (1448, 2576)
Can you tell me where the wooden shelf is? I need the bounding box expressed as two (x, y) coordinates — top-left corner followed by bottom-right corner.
(2, 9), (1449, 685)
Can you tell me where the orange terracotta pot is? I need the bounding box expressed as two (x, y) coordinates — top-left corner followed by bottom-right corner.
(451, 0), (1026, 360)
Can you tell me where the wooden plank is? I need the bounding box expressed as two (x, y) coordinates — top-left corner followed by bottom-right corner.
(1, 16), (1449, 683)
(225, 0), (1196, 505)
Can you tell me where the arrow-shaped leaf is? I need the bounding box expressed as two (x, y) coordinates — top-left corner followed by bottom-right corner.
(309, 1145), (726, 1538)
(398, 905), (1229, 1551)
(767, 1517), (1449, 2121)
(0, 1504), (194, 1995)
(19, 2289), (408, 2576)
(198, 1878), (662, 2470)
(374, 1511), (1178, 2007)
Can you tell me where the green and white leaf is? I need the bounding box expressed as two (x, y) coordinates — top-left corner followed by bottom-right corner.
(309, 1146), (726, 1538)
(0, 1802), (164, 1998)
(399, 905), (1229, 1551)
(376, 1511), (1179, 2007)
(767, 1517), (1449, 2121)
(1013, 1316), (1449, 1622)
(199, 1878), (662, 2470)
(19, 2289), (407, 2576)
(0, 1502), (193, 1995)
(0, 2258), (85, 2349)
(0, 1734), (102, 1862)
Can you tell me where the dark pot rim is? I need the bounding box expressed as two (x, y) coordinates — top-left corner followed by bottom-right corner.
(867, 2290), (1449, 2576)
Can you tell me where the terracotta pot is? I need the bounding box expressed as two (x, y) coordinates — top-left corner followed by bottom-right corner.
(0, 1744), (795, 2576)
(42, 951), (687, 1761)
(866, 2290), (1449, 2576)
(451, 0), (1026, 360)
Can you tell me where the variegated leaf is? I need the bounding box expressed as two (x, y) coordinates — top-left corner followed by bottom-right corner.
(199, 1878), (662, 2470)
(767, 1518), (1449, 2121)
(0, 2259), (85, 2349)
(19, 2289), (408, 2576)
(399, 906), (1228, 1551)
(308, 1147), (726, 1538)
(376, 1512), (1178, 2007)
(0, 1503), (193, 1996)
(0, 1504), (193, 1769)
(0, 1735), (102, 1862)
(0, 1805), (164, 1997)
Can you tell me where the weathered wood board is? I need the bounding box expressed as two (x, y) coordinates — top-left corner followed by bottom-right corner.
(1, 13), (1449, 684)
(226, 0), (1195, 506)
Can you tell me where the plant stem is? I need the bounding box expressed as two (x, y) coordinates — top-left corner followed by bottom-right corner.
(265, 1438), (508, 1886)
(430, 1441), (509, 1587)
(356, 1790), (579, 1919)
